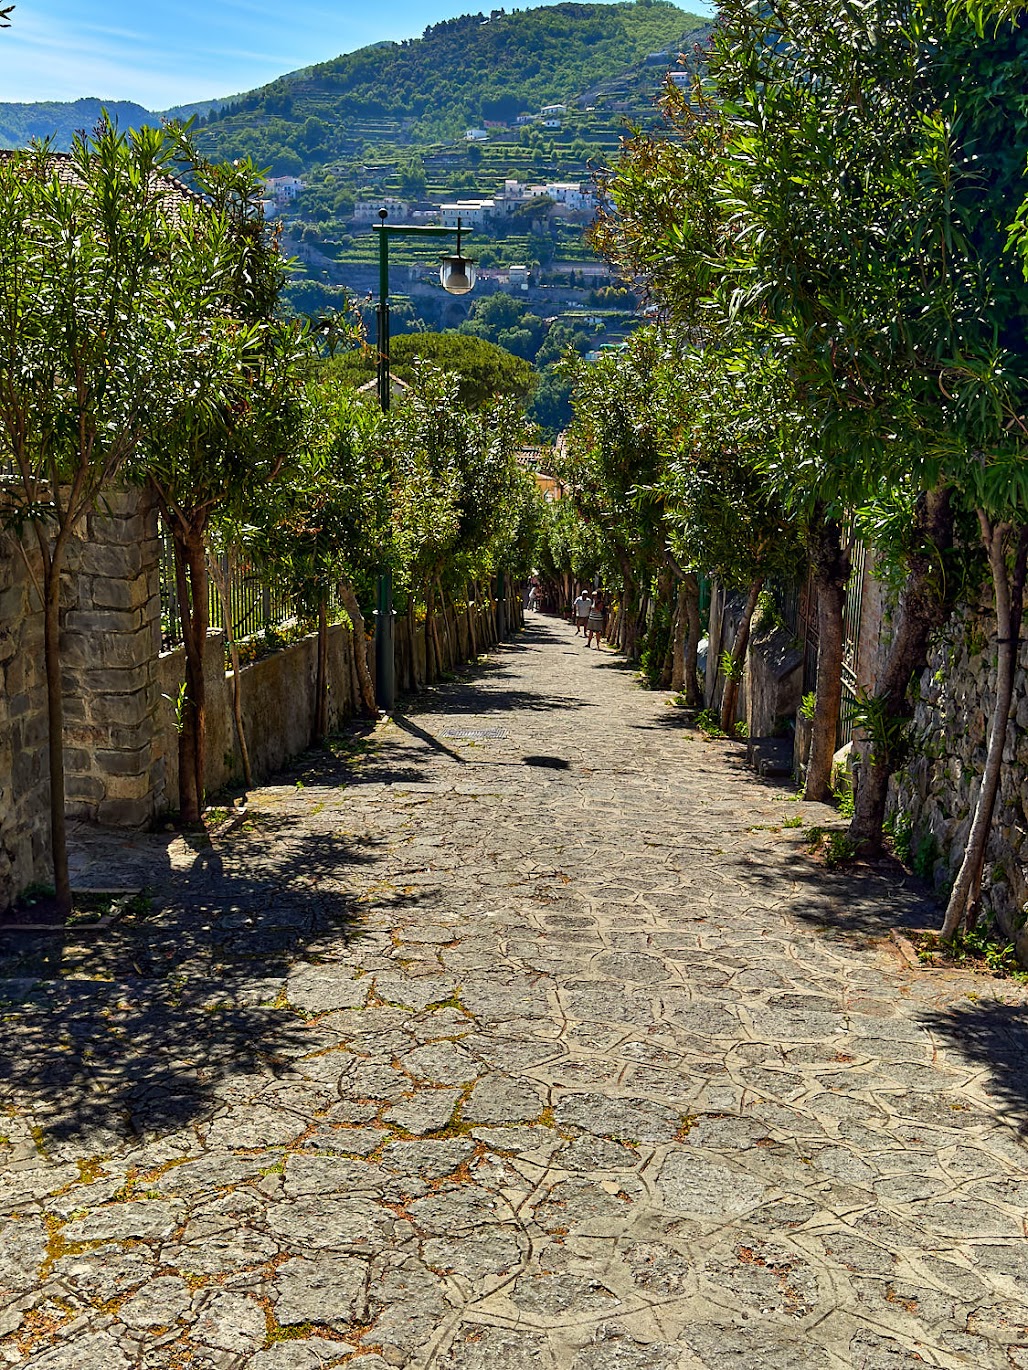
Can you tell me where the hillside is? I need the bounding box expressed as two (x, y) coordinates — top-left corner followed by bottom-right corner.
(0, 98), (154, 149)
(0, 1), (710, 365)
(194, 3), (708, 170)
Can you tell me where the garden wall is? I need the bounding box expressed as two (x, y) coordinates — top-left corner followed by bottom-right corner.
(157, 624), (362, 805)
(0, 527), (48, 912)
(891, 593), (1028, 960)
(0, 472), (523, 911)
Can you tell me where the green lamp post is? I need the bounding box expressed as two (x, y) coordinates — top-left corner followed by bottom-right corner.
(372, 207), (476, 711)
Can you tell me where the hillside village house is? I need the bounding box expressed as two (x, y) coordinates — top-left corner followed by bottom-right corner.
(354, 197), (409, 223)
(264, 175), (304, 201)
(439, 180), (596, 229)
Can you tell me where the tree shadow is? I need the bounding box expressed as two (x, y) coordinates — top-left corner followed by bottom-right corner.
(0, 811), (429, 1157)
(918, 1000), (1028, 1133)
(718, 836), (936, 942)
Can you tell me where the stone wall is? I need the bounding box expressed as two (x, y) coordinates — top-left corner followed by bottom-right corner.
(705, 586), (803, 737)
(0, 526), (49, 910)
(61, 489), (165, 825)
(157, 624), (362, 805)
(890, 592), (1028, 957)
(1, 490), (524, 909)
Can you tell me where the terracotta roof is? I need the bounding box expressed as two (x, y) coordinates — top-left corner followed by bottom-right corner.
(0, 148), (205, 222)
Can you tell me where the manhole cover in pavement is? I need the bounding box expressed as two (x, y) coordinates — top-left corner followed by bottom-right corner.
(443, 727), (509, 740)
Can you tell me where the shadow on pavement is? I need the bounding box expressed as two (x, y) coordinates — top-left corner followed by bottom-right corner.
(918, 1000), (1028, 1132)
(0, 811), (423, 1156)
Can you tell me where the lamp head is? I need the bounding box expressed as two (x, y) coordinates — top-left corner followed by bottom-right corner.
(440, 254), (477, 295)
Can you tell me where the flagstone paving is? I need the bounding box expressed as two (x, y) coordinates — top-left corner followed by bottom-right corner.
(2, 615), (1028, 1369)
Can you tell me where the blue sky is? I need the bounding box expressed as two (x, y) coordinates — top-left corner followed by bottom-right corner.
(0, 0), (715, 109)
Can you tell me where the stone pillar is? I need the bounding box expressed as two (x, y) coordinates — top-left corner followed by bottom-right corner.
(0, 527), (50, 907)
(61, 487), (166, 826)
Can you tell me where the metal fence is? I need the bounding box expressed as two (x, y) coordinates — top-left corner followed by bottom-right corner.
(158, 524), (299, 651)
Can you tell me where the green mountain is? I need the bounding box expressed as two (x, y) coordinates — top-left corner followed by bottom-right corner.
(195, 2), (708, 171)
(0, 98), (155, 149)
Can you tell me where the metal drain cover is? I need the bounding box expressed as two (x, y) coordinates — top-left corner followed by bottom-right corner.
(443, 727), (509, 740)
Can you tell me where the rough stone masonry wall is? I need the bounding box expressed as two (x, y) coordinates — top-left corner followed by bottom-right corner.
(0, 526), (49, 911)
(891, 590), (1028, 959)
(60, 488), (166, 825)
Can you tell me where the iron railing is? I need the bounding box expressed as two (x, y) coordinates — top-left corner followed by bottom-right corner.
(158, 524), (300, 651)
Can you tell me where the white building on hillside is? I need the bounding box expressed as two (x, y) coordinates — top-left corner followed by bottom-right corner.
(265, 175), (304, 202)
(440, 199), (496, 228)
(353, 198), (409, 224)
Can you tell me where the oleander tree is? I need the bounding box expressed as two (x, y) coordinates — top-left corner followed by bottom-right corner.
(556, 333), (674, 662)
(0, 124), (231, 917)
(386, 367), (534, 683)
(144, 149), (316, 825)
(593, 0), (981, 833)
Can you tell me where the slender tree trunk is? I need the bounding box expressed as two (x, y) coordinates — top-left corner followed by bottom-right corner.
(941, 520), (1028, 938)
(848, 487), (955, 853)
(41, 550), (71, 916)
(437, 579), (453, 669)
(720, 577), (763, 734)
(468, 582), (477, 659)
(206, 547), (252, 789)
(682, 573), (703, 709)
(314, 596), (329, 744)
(671, 581), (688, 693)
(805, 517), (850, 803)
(425, 582), (442, 683)
(338, 578), (377, 717)
(407, 602), (419, 690)
(173, 526), (209, 826)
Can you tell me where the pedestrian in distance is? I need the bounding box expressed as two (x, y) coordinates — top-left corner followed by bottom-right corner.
(586, 590), (606, 649)
(572, 588), (593, 636)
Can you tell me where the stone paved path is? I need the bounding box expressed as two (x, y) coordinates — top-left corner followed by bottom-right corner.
(2, 616), (1028, 1370)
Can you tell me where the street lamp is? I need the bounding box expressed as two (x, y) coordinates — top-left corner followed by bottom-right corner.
(371, 208), (477, 711)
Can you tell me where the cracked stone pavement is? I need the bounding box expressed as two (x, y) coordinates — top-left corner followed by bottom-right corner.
(2, 615), (1028, 1369)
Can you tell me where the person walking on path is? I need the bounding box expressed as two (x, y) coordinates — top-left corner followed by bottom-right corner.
(586, 590), (607, 648)
(572, 588), (593, 636)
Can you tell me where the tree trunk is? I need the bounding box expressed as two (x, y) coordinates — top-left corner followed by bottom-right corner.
(347, 628), (362, 717)
(941, 520), (1028, 938)
(407, 602), (419, 690)
(173, 526), (209, 826)
(437, 579), (453, 669)
(805, 517), (849, 803)
(848, 487), (955, 854)
(425, 582), (441, 683)
(670, 583), (687, 691)
(338, 578), (377, 717)
(206, 547), (252, 789)
(468, 582), (477, 659)
(41, 552), (71, 917)
(314, 596), (329, 744)
(720, 577), (763, 734)
(682, 573), (703, 709)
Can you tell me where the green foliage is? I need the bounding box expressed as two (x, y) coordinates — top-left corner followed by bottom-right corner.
(917, 927), (1028, 983)
(799, 692), (816, 723)
(831, 772), (855, 821)
(695, 708), (725, 739)
(804, 826), (856, 869)
(884, 809), (914, 863)
(719, 650), (744, 684)
(845, 687), (910, 769)
(639, 595), (672, 688)
(325, 332), (534, 411)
